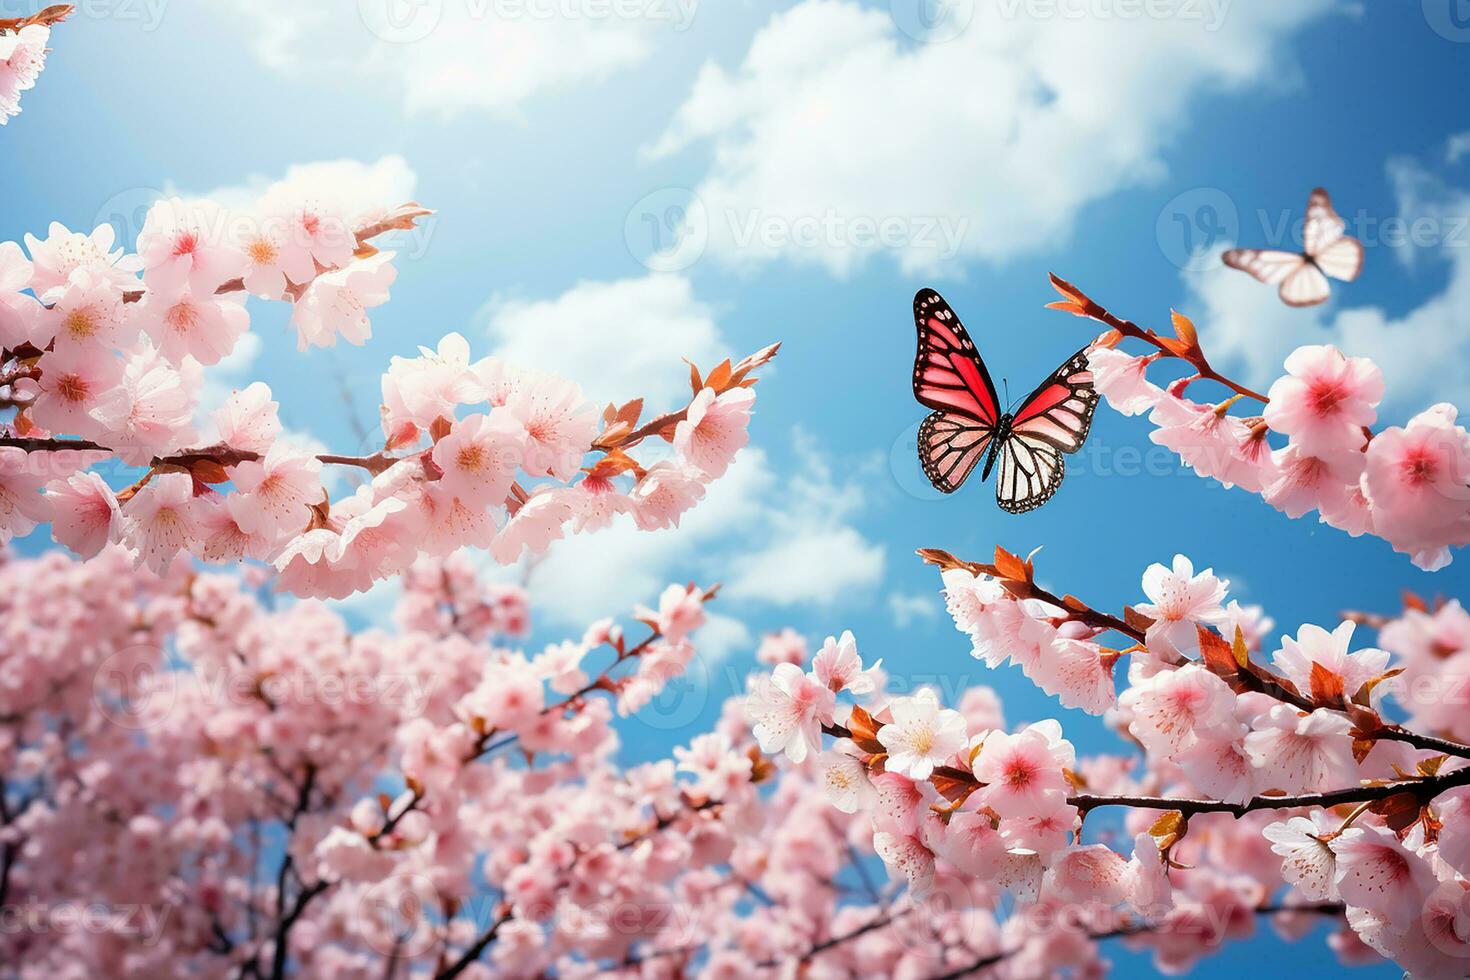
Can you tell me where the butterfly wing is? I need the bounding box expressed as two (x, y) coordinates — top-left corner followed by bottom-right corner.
(1303, 187), (1363, 284)
(912, 289), (1000, 494)
(994, 435), (1065, 514)
(918, 411), (994, 494)
(1302, 187), (1347, 256)
(994, 346), (1099, 513)
(1222, 247), (1308, 285)
(1279, 262), (1332, 307)
(1314, 236), (1364, 283)
(913, 289), (1001, 425)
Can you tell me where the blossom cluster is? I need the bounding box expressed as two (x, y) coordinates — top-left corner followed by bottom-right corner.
(1051, 275), (1470, 571)
(749, 544), (1470, 977)
(0, 197), (773, 599)
(3, 544), (1374, 978)
(0, 16), (51, 125)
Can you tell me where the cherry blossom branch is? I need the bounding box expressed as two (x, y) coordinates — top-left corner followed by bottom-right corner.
(0, 436), (399, 474)
(1071, 762), (1470, 817)
(753, 906), (911, 969)
(0, 4), (72, 31)
(1046, 273), (1271, 403)
(919, 545), (1470, 761)
(931, 902), (1346, 980)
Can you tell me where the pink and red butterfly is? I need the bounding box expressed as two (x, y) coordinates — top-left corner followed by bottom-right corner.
(1222, 187), (1364, 308)
(912, 289), (1099, 513)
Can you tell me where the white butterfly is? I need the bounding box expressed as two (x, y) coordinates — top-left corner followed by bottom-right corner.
(1222, 188), (1364, 308)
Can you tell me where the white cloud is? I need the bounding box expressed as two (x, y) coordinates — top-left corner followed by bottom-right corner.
(1181, 152), (1470, 413)
(482, 275), (727, 411)
(887, 592), (937, 628)
(206, 0), (688, 118)
(187, 155), (420, 226)
(694, 613), (753, 664)
(649, 0), (1339, 276)
(514, 439), (885, 626)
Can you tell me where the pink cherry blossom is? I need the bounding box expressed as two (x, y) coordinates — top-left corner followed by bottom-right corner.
(213, 381), (281, 452)
(811, 630), (881, 695)
(40, 267), (131, 351)
(137, 283), (249, 366)
(380, 333), (485, 436)
(502, 370), (599, 481)
(1029, 637), (1116, 715)
(1126, 664), (1238, 758)
(490, 490), (576, 564)
(971, 721), (1074, 818)
(431, 412), (526, 507)
(1087, 347), (1162, 416)
(27, 343), (123, 439)
(231, 210), (318, 300)
(673, 387), (754, 479)
(1330, 825), (1436, 931)
(1271, 621), (1390, 702)
(876, 689), (968, 780)
(0, 239), (38, 348)
(226, 445), (324, 539)
(0, 25), (49, 124)
(1265, 344), (1383, 458)
(121, 471), (203, 573)
(291, 251), (397, 350)
(748, 662), (835, 764)
(1362, 404), (1470, 571)
(1244, 705), (1357, 793)
(0, 446), (52, 542)
(1263, 812), (1340, 902)
(820, 744), (874, 813)
(872, 831), (936, 896)
(630, 461), (706, 531)
(638, 583), (706, 642)
(1045, 844), (1131, 905)
(136, 198), (245, 296)
(42, 471), (120, 558)
(1263, 444), (1361, 520)
(89, 344), (198, 465)
(22, 221), (141, 297)
(1134, 554), (1229, 658)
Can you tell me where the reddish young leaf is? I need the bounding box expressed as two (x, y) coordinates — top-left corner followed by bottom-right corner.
(1197, 627), (1238, 678)
(1309, 662), (1346, 706)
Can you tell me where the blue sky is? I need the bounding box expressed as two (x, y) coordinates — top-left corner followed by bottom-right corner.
(8, 1), (1470, 974)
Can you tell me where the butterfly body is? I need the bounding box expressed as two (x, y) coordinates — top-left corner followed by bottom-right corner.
(1222, 187), (1363, 307)
(911, 289), (1098, 512)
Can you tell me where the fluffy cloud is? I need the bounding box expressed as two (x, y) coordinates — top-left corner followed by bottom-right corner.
(482, 275), (727, 411)
(513, 440), (885, 626)
(189, 155), (419, 223)
(648, 0), (1340, 275)
(206, 0), (692, 118)
(1181, 151), (1470, 412)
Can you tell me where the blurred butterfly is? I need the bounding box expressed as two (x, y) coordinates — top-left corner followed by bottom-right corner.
(1222, 187), (1364, 307)
(911, 289), (1099, 513)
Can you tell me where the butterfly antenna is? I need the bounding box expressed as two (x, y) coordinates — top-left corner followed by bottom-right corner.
(1003, 378), (1015, 412)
